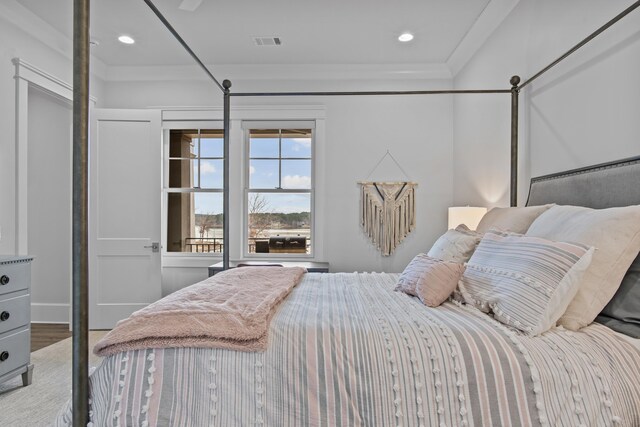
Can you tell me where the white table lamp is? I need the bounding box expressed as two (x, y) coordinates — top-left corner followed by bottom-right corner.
(448, 206), (487, 230)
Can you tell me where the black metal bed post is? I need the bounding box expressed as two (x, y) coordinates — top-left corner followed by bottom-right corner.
(230, 89), (510, 97)
(510, 75), (520, 207)
(223, 80), (231, 270)
(142, 0), (224, 93)
(72, 0), (90, 424)
(519, 0), (640, 90)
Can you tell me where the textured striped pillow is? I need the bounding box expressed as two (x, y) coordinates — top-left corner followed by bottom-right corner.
(459, 230), (594, 336)
(427, 224), (482, 263)
(395, 254), (465, 307)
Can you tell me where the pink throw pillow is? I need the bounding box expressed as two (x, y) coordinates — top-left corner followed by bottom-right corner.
(396, 254), (465, 307)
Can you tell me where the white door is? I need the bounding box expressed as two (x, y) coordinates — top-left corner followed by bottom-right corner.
(89, 109), (162, 329)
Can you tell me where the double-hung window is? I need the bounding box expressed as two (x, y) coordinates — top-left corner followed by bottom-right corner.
(166, 128), (224, 253)
(244, 122), (314, 256)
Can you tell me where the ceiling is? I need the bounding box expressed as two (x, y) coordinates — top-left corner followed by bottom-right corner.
(16, 0), (494, 68)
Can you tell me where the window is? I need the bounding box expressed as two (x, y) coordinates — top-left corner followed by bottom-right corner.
(166, 129), (224, 253)
(245, 124), (314, 256)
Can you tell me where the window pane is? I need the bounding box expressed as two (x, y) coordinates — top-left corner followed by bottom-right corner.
(281, 160), (311, 189)
(169, 129), (197, 158)
(247, 192), (311, 254)
(171, 129), (223, 159)
(168, 159), (195, 188)
(200, 130), (223, 158)
(167, 192), (223, 253)
(250, 130), (279, 158)
(199, 159), (223, 189)
(171, 160), (222, 189)
(281, 129), (311, 158)
(250, 159), (279, 189)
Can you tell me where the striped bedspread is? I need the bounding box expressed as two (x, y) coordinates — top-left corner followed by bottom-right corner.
(55, 273), (640, 426)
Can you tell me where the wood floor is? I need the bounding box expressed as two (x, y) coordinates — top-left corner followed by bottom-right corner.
(31, 323), (72, 352)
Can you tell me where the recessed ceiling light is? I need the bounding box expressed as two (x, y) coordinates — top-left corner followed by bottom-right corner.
(118, 35), (135, 45)
(398, 33), (414, 42)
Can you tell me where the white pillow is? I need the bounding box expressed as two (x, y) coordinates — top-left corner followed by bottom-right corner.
(460, 229), (594, 336)
(526, 205), (640, 330)
(427, 224), (481, 263)
(476, 205), (553, 234)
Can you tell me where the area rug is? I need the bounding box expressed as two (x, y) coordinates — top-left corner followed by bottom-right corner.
(0, 331), (107, 426)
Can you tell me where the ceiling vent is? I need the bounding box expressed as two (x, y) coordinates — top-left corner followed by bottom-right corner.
(253, 37), (282, 46)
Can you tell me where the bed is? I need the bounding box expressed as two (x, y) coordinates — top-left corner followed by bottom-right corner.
(52, 156), (640, 426)
(61, 1), (640, 423)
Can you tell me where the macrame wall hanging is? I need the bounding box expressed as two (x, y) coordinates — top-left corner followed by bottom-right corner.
(359, 150), (417, 256)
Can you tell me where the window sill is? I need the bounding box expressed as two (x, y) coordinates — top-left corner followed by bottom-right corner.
(242, 253), (315, 260)
(162, 253), (221, 268)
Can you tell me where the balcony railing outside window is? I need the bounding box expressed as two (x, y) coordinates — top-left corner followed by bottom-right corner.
(182, 237), (311, 253)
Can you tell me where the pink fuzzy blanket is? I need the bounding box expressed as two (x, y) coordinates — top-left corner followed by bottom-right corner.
(94, 266), (306, 356)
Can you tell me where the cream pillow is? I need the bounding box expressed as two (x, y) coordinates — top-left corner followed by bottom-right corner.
(460, 230), (594, 336)
(476, 204), (553, 234)
(395, 254), (465, 307)
(427, 225), (481, 263)
(526, 205), (640, 330)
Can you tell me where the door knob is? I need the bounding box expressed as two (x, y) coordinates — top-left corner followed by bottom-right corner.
(144, 242), (161, 253)
(0, 275), (9, 285)
(0, 311), (9, 321)
(0, 351), (8, 362)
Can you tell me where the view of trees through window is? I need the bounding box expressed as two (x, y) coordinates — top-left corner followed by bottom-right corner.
(166, 129), (224, 253)
(247, 128), (313, 255)
(165, 126), (313, 255)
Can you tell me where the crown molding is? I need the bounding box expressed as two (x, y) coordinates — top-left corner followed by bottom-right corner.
(0, 0), (108, 80)
(160, 105), (327, 121)
(446, 0), (521, 77)
(104, 63), (452, 82)
(13, 58), (97, 103)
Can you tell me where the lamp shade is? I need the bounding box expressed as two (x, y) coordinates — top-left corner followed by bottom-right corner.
(448, 206), (487, 230)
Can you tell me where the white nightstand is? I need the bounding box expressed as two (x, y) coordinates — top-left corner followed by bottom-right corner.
(0, 256), (34, 387)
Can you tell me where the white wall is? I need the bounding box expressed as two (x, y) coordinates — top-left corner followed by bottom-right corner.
(0, 6), (105, 322)
(0, 9), (105, 254)
(321, 94), (453, 273)
(27, 86), (72, 322)
(103, 77), (455, 291)
(453, 0), (640, 208)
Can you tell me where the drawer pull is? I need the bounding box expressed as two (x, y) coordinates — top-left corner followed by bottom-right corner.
(0, 311), (9, 321)
(0, 275), (9, 285)
(0, 351), (8, 362)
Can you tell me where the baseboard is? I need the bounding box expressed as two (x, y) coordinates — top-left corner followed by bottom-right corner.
(31, 303), (69, 323)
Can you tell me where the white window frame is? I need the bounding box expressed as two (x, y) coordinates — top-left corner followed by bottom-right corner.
(159, 106), (326, 270)
(162, 120), (224, 259)
(242, 121), (316, 259)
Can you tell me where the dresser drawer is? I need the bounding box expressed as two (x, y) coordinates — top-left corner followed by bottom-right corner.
(0, 262), (30, 296)
(0, 294), (30, 335)
(0, 329), (30, 378)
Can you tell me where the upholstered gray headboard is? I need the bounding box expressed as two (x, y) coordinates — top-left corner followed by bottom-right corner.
(526, 155), (640, 338)
(526, 155), (640, 209)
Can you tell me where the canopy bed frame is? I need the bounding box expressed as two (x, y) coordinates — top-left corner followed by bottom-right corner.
(69, 0), (640, 423)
